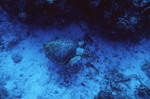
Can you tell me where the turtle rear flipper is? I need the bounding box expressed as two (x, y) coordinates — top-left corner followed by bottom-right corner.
(69, 56), (81, 66)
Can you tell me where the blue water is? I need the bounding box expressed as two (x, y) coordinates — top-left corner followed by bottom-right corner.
(0, 2), (150, 99)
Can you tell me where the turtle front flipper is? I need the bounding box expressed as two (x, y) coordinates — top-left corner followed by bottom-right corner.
(69, 56), (81, 66)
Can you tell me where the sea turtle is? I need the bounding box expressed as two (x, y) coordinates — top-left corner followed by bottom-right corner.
(43, 39), (92, 66)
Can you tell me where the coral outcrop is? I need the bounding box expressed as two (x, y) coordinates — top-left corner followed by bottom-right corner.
(1, 0), (150, 41)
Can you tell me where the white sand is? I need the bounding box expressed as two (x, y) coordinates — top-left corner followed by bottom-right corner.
(0, 17), (150, 99)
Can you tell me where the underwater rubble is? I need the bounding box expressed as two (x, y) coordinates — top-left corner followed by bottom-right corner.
(0, 6), (29, 51)
(0, 0), (150, 99)
(1, 0), (150, 41)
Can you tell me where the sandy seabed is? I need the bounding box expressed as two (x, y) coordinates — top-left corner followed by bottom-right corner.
(0, 8), (150, 99)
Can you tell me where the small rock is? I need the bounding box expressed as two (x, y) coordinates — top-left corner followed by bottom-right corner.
(11, 53), (23, 63)
(94, 90), (115, 99)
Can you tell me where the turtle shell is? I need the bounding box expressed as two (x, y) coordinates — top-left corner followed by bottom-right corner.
(44, 39), (78, 65)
